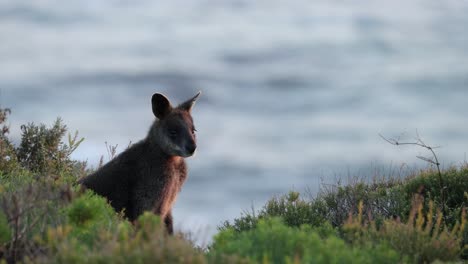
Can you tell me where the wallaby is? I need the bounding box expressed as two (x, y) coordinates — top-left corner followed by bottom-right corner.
(79, 92), (200, 234)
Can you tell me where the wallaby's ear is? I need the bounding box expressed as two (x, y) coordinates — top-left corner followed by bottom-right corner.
(178, 91), (201, 112)
(152, 93), (173, 119)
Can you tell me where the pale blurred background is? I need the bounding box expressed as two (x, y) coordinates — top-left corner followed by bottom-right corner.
(1, 0), (467, 242)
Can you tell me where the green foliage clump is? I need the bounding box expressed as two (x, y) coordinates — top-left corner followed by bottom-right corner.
(0, 180), (73, 263)
(0, 108), (10, 137)
(222, 166), (467, 233)
(0, 108), (85, 178)
(0, 211), (11, 244)
(344, 200), (466, 263)
(212, 217), (400, 264)
(17, 118), (85, 176)
(0, 109), (88, 262)
(64, 190), (122, 247)
(221, 166), (468, 261)
(39, 213), (207, 264)
(0, 108), (18, 173)
(399, 168), (468, 258)
(220, 191), (328, 233)
(402, 167), (468, 222)
(66, 190), (117, 227)
(263, 191), (329, 229)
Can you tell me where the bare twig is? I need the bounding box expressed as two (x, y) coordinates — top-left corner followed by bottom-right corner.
(379, 132), (447, 220)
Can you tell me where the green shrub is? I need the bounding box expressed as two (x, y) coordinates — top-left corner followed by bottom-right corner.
(402, 167), (468, 222)
(212, 218), (400, 264)
(0, 211), (11, 244)
(1, 109), (86, 179)
(221, 166), (468, 261)
(222, 166), (467, 232)
(0, 108), (18, 173)
(0, 108), (10, 137)
(220, 191), (328, 233)
(64, 190), (122, 247)
(0, 168), (36, 191)
(399, 167), (468, 259)
(16, 118), (85, 176)
(39, 212), (207, 264)
(0, 181), (73, 263)
(66, 190), (116, 227)
(344, 200), (466, 263)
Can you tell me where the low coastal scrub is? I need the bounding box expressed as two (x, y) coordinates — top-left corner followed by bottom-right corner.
(211, 218), (401, 264)
(220, 169), (468, 262)
(0, 109), (466, 263)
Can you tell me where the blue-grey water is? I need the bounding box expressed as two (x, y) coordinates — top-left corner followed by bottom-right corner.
(1, 0), (468, 243)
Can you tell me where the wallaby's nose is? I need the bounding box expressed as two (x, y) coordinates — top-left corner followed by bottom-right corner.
(186, 141), (197, 155)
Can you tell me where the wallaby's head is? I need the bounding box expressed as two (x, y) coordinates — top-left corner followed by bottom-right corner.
(149, 92), (201, 157)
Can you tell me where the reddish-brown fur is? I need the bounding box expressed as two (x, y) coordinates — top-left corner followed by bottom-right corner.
(79, 92), (200, 234)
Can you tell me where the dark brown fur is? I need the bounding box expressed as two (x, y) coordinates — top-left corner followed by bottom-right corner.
(79, 92), (200, 234)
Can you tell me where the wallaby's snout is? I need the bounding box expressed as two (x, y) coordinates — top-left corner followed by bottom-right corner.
(186, 140), (196, 154)
(185, 139), (197, 156)
(150, 91), (201, 158)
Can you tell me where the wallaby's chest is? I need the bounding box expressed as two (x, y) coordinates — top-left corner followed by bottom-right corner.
(136, 158), (187, 217)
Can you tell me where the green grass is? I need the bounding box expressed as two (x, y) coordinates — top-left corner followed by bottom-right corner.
(0, 109), (466, 263)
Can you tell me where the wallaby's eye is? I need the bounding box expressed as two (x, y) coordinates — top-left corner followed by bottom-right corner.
(169, 130), (177, 138)
(192, 128), (197, 134)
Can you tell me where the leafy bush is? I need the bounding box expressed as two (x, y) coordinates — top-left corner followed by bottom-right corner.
(221, 166), (467, 232)
(0, 108), (85, 178)
(0, 110), (87, 262)
(38, 213), (208, 264)
(0, 180), (73, 263)
(344, 200), (466, 263)
(219, 191), (328, 233)
(220, 166), (468, 261)
(64, 190), (122, 247)
(0, 108), (10, 137)
(402, 167), (468, 223)
(399, 168), (468, 258)
(212, 218), (400, 264)
(0, 108), (18, 173)
(0, 211), (11, 244)
(16, 118), (85, 176)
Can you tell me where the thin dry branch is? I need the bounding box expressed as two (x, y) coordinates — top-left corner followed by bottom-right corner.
(379, 132), (447, 221)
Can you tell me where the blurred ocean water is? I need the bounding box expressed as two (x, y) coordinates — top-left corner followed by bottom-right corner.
(1, 0), (467, 241)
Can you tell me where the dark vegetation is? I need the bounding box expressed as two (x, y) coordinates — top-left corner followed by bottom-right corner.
(0, 108), (466, 263)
